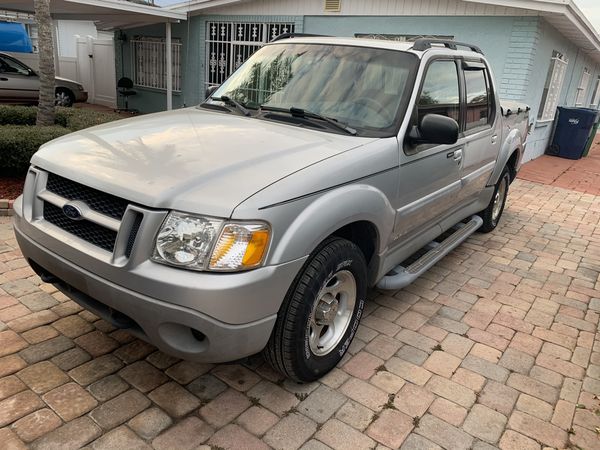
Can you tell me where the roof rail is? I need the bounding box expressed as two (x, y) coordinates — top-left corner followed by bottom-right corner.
(270, 33), (327, 42)
(411, 38), (483, 54)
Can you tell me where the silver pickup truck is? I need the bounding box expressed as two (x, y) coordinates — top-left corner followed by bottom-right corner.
(14, 36), (529, 382)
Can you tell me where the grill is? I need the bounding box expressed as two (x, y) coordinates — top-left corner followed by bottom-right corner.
(125, 213), (143, 258)
(43, 202), (118, 252)
(46, 173), (128, 220)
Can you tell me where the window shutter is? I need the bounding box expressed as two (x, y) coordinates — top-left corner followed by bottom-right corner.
(324, 0), (341, 12)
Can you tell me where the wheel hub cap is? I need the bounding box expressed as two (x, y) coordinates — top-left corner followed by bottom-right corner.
(492, 177), (507, 222)
(315, 294), (339, 325)
(308, 270), (357, 356)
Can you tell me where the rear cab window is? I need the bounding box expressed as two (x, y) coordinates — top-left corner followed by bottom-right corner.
(463, 60), (495, 132)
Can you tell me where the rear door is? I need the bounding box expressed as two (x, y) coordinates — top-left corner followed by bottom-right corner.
(395, 58), (466, 238)
(0, 55), (39, 103)
(457, 60), (500, 203)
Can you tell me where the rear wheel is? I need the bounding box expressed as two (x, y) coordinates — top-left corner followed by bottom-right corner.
(55, 88), (74, 107)
(265, 237), (367, 382)
(478, 167), (510, 233)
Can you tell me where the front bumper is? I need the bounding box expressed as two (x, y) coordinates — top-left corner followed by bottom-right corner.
(73, 90), (88, 103)
(13, 203), (306, 363)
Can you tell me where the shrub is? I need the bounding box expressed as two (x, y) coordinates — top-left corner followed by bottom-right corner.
(0, 125), (71, 173)
(0, 105), (37, 126)
(0, 105), (122, 129)
(0, 105), (123, 174)
(55, 107), (122, 131)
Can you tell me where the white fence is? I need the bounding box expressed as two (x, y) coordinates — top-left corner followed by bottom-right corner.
(75, 36), (116, 107)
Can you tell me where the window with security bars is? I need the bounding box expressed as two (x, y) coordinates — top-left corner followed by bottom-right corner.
(132, 37), (182, 91)
(538, 51), (568, 121)
(590, 77), (600, 108)
(575, 67), (591, 106)
(205, 21), (295, 88)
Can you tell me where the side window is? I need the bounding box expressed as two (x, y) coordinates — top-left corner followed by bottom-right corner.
(538, 51), (568, 121)
(417, 60), (460, 126)
(0, 56), (30, 76)
(464, 68), (491, 131)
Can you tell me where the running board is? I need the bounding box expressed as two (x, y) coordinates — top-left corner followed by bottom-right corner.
(377, 215), (483, 290)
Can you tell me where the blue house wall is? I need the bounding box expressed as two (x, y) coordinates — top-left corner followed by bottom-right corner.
(118, 14), (600, 161)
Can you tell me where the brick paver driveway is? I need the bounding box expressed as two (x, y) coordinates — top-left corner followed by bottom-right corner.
(1, 179), (599, 450)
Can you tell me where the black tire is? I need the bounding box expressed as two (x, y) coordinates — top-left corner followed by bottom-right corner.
(478, 167), (510, 233)
(265, 237), (367, 382)
(55, 88), (74, 107)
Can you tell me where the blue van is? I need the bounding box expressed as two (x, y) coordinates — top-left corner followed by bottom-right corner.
(0, 22), (33, 53)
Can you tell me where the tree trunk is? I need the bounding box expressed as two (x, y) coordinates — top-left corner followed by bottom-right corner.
(34, 0), (55, 126)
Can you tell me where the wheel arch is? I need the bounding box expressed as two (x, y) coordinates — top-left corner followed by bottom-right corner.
(488, 129), (524, 186)
(267, 183), (394, 280)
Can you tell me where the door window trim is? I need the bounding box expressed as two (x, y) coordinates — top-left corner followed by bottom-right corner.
(460, 57), (496, 136)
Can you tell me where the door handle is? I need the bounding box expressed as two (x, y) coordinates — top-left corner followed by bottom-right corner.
(0, 77), (8, 81)
(491, 134), (498, 144)
(453, 149), (463, 162)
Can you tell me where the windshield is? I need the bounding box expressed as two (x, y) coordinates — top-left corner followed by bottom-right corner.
(209, 43), (418, 136)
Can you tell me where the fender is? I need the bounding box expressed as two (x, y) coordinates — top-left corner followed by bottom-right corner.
(269, 184), (395, 265)
(488, 127), (524, 186)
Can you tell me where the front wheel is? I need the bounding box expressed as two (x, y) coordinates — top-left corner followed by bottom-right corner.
(478, 167), (510, 233)
(265, 238), (367, 382)
(55, 88), (74, 107)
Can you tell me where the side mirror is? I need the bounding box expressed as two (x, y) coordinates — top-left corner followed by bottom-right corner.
(205, 85), (219, 99)
(409, 114), (459, 145)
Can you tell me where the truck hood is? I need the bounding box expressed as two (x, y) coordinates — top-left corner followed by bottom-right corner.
(32, 107), (373, 217)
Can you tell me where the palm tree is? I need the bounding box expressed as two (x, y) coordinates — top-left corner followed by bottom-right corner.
(34, 0), (55, 126)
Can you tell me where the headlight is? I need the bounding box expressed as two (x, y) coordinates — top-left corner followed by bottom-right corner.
(152, 212), (222, 270)
(209, 223), (270, 271)
(152, 212), (270, 272)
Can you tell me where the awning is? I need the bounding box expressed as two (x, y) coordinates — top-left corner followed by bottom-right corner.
(1, 0), (187, 30)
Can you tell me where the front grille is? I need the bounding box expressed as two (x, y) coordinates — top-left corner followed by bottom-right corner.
(43, 202), (117, 252)
(46, 173), (128, 220)
(125, 213), (143, 258)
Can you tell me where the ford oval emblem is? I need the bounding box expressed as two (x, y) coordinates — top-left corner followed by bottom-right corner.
(62, 203), (83, 221)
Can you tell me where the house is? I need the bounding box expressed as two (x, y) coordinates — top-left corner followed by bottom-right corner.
(109, 0), (600, 162)
(0, 0), (185, 108)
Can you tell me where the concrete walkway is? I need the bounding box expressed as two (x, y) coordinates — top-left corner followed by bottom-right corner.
(0, 179), (599, 449)
(518, 135), (600, 195)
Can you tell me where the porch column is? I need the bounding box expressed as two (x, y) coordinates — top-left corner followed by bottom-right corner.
(166, 21), (172, 110)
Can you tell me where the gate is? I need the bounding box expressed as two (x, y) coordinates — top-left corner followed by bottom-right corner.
(205, 21), (295, 89)
(76, 36), (117, 108)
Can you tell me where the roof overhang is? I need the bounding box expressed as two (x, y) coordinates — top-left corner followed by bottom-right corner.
(168, 0), (600, 63)
(463, 0), (600, 63)
(1, 0), (187, 30)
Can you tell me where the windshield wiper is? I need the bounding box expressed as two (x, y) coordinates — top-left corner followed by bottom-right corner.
(210, 95), (251, 116)
(260, 106), (357, 136)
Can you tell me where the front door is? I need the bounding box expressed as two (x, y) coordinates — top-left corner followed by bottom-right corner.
(395, 58), (465, 238)
(0, 55), (39, 103)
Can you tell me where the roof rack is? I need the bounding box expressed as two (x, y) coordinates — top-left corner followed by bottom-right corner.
(270, 33), (327, 42)
(411, 38), (484, 55)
